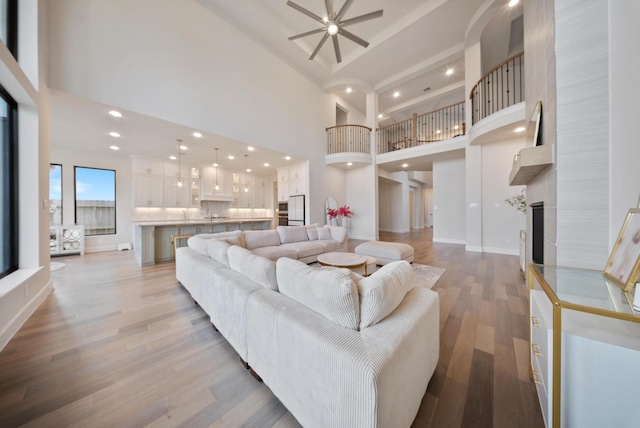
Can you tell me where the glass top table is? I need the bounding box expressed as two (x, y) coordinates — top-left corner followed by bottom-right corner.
(530, 264), (639, 322)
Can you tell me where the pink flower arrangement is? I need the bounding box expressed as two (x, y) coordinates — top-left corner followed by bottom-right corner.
(327, 205), (353, 220)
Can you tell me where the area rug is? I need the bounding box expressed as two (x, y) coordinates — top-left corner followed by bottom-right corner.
(411, 263), (446, 289)
(50, 262), (66, 271)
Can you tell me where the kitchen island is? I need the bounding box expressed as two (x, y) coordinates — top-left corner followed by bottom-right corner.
(133, 218), (272, 266)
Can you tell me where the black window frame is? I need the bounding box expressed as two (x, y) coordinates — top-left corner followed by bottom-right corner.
(74, 166), (117, 236)
(2, 0), (18, 57)
(0, 83), (18, 280)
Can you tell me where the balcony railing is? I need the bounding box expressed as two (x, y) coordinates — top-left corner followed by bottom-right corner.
(470, 51), (524, 125)
(377, 101), (466, 154)
(326, 124), (371, 155)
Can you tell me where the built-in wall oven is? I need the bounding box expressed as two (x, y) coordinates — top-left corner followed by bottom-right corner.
(278, 202), (288, 226)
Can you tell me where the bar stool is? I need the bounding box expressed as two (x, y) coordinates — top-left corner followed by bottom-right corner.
(171, 234), (193, 258)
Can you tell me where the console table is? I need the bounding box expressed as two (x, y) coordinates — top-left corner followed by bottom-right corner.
(528, 264), (640, 428)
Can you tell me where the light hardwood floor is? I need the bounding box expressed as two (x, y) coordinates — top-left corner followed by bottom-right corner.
(0, 228), (544, 427)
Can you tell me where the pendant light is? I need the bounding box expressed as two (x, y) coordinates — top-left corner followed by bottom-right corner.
(213, 148), (220, 191)
(244, 155), (249, 193)
(176, 139), (184, 189)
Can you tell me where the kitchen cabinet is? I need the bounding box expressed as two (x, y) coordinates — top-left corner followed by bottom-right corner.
(133, 175), (164, 207)
(133, 158), (164, 176)
(528, 264), (640, 428)
(277, 162), (308, 202)
(163, 165), (199, 207)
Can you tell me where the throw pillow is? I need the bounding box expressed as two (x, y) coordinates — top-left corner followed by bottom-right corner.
(228, 246), (278, 291)
(357, 260), (414, 329)
(307, 228), (319, 241)
(317, 227), (332, 240)
(276, 257), (360, 330)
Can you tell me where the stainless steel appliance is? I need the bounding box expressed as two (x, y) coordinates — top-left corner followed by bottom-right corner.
(278, 202), (288, 226)
(288, 195), (305, 226)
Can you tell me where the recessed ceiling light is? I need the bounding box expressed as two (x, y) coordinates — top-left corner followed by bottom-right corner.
(109, 145), (119, 150)
(264, 163), (270, 167)
(247, 146), (255, 151)
(246, 168), (251, 172)
(508, 0), (519, 7)
(446, 68), (454, 76)
(108, 110), (122, 118)
(402, 163), (408, 168)
(109, 131), (120, 138)
(170, 155), (177, 160)
(285, 156), (291, 160)
(393, 91), (400, 98)
(454, 125), (459, 130)
(515, 126), (526, 133)
(346, 87), (352, 93)
(322, 16), (329, 23)
(180, 145), (188, 150)
(436, 130), (441, 134)
(347, 162), (353, 166)
(193, 132), (202, 138)
(228, 155), (235, 160)
(378, 113), (383, 119)
(213, 162), (219, 167)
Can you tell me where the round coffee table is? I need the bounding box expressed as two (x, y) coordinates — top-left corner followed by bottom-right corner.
(317, 252), (376, 276)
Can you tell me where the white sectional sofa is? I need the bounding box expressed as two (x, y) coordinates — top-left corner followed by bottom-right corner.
(175, 226), (440, 428)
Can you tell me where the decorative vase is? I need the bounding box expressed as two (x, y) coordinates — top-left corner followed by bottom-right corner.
(342, 217), (348, 228)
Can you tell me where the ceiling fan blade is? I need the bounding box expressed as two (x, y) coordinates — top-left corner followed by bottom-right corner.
(335, 0), (355, 21)
(287, 0), (325, 24)
(309, 32), (330, 60)
(331, 34), (342, 63)
(288, 27), (326, 41)
(324, 0), (334, 19)
(340, 10), (383, 27)
(338, 28), (369, 48)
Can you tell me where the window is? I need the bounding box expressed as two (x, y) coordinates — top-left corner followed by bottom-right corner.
(49, 164), (62, 225)
(0, 0), (17, 57)
(0, 84), (18, 280)
(74, 167), (116, 236)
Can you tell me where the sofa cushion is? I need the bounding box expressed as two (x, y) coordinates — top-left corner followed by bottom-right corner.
(357, 260), (414, 329)
(276, 257), (360, 330)
(315, 239), (344, 252)
(243, 230), (281, 250)
(228, 246), (278, 291)
(206, 239), (231, 267)
(281, 241), (325, 259)
(276, 226), (309, 244)
(188, 230), (243, 255)
(251, 245), (299, 261)
(317, 227), (332, 240)
(328, 226), (348, 243)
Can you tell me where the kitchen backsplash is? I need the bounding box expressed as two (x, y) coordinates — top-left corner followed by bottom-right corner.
(132, 202), (271, 221)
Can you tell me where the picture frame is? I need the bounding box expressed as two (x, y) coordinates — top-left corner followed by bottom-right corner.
(604, 208), (640, 292)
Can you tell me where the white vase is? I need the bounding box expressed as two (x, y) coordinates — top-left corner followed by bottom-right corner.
(341, 217), (348, 228)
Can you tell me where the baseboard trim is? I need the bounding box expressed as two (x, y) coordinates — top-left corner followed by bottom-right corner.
(465, 245), (483, 252)
(483, 247), (519, 256)
(0, 276), (52, 352)
(433, 238), (466, 245)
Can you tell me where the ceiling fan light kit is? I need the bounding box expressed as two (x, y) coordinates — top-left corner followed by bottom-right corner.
(287, 0), (383, 63)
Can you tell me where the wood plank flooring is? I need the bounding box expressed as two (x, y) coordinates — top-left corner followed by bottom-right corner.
(0, 228), (544, 427)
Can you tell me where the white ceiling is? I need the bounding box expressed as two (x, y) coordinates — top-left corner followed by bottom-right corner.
(50, 0), (523, 174)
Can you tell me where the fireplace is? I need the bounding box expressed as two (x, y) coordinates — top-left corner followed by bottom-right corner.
(531, 202), (544, 264)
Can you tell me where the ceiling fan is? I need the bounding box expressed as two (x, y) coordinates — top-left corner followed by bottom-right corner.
(287, 0), (383, 64)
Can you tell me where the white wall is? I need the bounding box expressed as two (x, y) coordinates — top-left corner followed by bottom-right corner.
(433, 157), (466, 244)
(481, 139), (527, 255)
(46, 0), (340, 226)
(609, 0), (640, 248)
(50, 146), (133, 253)
(0, 0), (52, 351)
